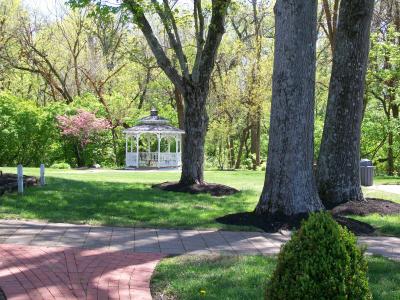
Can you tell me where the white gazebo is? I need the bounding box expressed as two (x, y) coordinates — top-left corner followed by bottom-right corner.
(123, 108), (185, 169)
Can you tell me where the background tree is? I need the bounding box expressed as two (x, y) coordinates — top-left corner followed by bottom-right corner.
(317, 0), (375, 208)
(363, 0), (400, 175)
(69, 0), (232, 185)
(255, 0), (323, 216)
(57, 109), (110, 166)
(207, 0), (273, 170)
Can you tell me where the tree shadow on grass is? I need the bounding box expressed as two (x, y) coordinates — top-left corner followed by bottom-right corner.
(0, 177), (258, 230)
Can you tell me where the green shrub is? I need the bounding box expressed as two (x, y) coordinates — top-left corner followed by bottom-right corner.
(266, 212), (371, 300)
(50, 162), (71, 169)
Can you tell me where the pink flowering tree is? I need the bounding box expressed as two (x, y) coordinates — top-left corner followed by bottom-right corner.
(57, 109), (110, 166)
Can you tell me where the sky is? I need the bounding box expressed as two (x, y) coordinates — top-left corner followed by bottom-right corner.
(22, 0), (123, 15)
(22, 0), (59, 15)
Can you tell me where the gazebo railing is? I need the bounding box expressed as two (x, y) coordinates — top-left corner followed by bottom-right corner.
(126, 152), (138, 167)
(126, 152), (181, 168)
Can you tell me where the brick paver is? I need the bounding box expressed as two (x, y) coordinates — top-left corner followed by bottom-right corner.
(0, 244), (164, 300)
(1, 220), (399, 259)
(0, 219), (399, 299)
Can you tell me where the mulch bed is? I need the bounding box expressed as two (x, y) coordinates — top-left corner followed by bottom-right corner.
(153, 181), (239, 197)
(331, 198), (400, 216)
(216, 197), (400, 236)
(0, 173), (38, 196)
(216, 212), (375, 235)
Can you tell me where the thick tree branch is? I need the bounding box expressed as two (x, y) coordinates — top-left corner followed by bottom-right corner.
(123, 0), (184, 93)
(150, 0), (189, 79)
(193, 0), (230, 85)
(193, 0), (205, 72)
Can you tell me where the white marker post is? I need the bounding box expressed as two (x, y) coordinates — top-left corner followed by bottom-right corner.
(17, 164), (23, 194)
(40, 164), (45, 186)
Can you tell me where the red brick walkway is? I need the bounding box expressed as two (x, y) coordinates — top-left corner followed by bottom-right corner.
(0, 244), (164, 299)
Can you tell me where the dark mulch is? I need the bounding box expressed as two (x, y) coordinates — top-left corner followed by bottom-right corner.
(216, 197), (400, 235)
(216, 211), (306, 232)
(153, 181), (239, 197)
(0, 173), (38, 196)
(216, 211), (375, 235)
(331, 198), (400, 216)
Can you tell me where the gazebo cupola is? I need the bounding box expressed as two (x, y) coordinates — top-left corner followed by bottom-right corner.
(123, 108), (185, 168)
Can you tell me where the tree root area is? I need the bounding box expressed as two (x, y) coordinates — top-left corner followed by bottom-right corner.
(153, 181), (239, 197)
(216, 212), (375, 235)
(331, 198), (400, 216)
(0, 173), (38, 196)
(216, 198), (400, 235)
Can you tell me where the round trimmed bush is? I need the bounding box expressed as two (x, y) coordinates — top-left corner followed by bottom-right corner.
(50, 162), (71, 169)
(266, 212), (371, 300)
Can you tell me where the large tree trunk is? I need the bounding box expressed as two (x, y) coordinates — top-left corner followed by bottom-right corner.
(316, 0), (374, 208)
(179, 87), (208, 185)
(255, 0), (323, 216)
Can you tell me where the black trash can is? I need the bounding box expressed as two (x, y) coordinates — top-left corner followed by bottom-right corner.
(360, 159), (374, 186)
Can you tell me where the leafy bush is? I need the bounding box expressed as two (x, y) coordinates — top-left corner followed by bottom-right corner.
(50, 162), (71, 169)
(266, 212), (372, 300)
(0, 92), (62, 166)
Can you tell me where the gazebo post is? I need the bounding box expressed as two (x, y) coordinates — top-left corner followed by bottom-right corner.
(136, 134), (140, 168)
(130, 136), (133, 152)
(125, 136), (128, 154)
(175, 135), (178, 167)
(157, 133), (161, 168)
(125, 136), (128, 167)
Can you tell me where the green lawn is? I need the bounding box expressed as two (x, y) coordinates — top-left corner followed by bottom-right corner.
(0, 168), (263, 230)
(0, 167), (400, 235)
(374, 175), (400, 185)
(151, 255), (400, 300)
(358, 185), (400, 237)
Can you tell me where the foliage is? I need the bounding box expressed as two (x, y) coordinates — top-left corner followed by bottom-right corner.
(363, 25), (400, 175)
(49, 162), (71, 169)
(0, 0), (399, 175)
(266, 212), (372, 300)
(0, 92), (62, 166)
(57, 109), (110, 147)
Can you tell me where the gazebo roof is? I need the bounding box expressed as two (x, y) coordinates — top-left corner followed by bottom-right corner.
(123, 108), (185, 134)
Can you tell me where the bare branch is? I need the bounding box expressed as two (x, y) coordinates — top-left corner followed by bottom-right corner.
(123, 0), (184, 93)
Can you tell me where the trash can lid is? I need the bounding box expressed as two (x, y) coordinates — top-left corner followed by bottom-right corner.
(360, 159), (373, 166)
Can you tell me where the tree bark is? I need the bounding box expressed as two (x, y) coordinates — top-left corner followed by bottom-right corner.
(235, 127), (249, 169)
(228, 136), (235, 169)
(174, 87), (185, 130)
(255, 0), (323, 216)
(387, 130), (394, 175)
(317, 0), (374, 208)
(179, 87), (208, 185)
(75, 144), (85, 167)
(250, 118), (261, 170)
